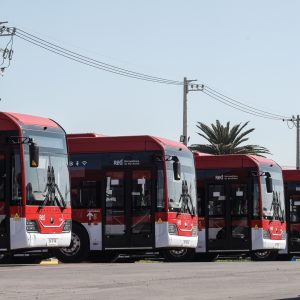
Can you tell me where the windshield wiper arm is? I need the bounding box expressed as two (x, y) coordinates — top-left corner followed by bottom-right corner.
(39, 166), (66, 209)
(54, 183), (66, 208)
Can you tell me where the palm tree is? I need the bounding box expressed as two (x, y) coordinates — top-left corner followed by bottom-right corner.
(189, 120), (271, 156)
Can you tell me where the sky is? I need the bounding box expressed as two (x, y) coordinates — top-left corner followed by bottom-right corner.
(1, 1), (299, 167)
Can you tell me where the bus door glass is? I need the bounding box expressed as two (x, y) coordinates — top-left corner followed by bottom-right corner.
(0, 151), (8, 249)
(229, 183), (249, 250)
(206, 183), (249, 251)
(104, 171), (127, 248)
(288, 188), (300, 252)
(207, 184), (227, 250)
(130, 170), (153, 248)
(103, 169), (154, 249)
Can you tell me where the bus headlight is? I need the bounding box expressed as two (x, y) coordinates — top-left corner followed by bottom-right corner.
(192, 226), (198, 237)
(168, 223), (178, 235)
(26, 220), (40, 233)
(263, 229), (270, 239)
(62, 220), (72, 232)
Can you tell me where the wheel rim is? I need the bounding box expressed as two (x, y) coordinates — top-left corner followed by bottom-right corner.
(59, 232), (81, 257)
(168, 248), (188, 258)
(254, 250), (271, 259)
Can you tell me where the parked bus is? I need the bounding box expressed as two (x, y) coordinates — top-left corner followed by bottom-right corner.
(0, 112), (71, 258)
(278, 169), (300, 259)
(170, 152), (286, 261)
(56, 134), (198, 262)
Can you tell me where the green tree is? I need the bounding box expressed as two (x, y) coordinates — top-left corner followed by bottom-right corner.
(189, 120), (271, 156)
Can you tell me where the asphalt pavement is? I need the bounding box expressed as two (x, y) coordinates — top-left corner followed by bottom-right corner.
(0, 261), (299, 300)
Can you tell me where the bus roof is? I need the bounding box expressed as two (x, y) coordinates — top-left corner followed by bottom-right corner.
(68, 133), (107, 138)
(67, 134), (187, 154)
(0, 112), (60, 129)
(282, 169), (300, 182)
(193, 151), (279, 170)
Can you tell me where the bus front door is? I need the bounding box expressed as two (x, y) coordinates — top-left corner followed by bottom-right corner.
(103, 169), (154, 250)
(0, 150), (10, 251)
(206, 183), (250, 251)
(287, 193), (300, 253)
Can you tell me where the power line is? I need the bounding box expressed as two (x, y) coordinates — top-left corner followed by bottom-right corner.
(202, 89), (284, 120)
(15, 29), (183, 85)
(204, 85), (289, 120)
(1, 24), (293, 122)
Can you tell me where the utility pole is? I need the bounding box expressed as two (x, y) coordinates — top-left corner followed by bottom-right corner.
(0, 22), (15, 76)
(180, 77), (203, 146)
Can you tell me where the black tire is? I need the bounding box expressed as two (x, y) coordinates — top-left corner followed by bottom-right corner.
(162, 248), (195, 262)
(55, 223), (90, 263)
(276, 254), (294, 261)
(250, 250), (278, 261)
(194, 253), (219, 262)
(0, 253), (12, 264)
(89, 251), (119, 263)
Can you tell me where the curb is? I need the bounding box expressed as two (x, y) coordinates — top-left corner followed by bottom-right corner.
(40, 258), (61, 265)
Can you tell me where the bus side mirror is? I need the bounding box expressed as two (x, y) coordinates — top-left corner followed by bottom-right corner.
(173, 157), (181, 181)
(265, 173), (273, 193)
(29, 142), (39, 168)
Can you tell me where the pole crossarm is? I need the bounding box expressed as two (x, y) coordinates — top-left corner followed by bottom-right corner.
(0, 25), (16, 37)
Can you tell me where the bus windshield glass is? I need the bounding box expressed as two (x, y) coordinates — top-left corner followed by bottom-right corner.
(166, 150), (197, 215)
(261, 165), (285, 221)
(24, 130), (70, 207)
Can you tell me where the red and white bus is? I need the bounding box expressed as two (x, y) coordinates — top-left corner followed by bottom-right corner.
(56, 134), (198, 262)
(189, 152), (286, 261)
(279, 169), (300, 259)
(0, 112), (71, 257)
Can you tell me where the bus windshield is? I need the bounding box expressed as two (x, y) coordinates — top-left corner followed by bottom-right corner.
(167, 151), (197, 215)
(261, 165), (285, 222)
(24, 131), (70, 207)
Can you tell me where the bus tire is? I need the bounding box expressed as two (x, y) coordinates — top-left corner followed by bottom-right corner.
(250, 250), (278, 261)
(276, 254), (294, 261)
(90, 251), (119, 263)
(55, 223), (90, 263)
(0, 253), (11, 264)
(194, 253), (219, 262)
(162, 248), (195, 262)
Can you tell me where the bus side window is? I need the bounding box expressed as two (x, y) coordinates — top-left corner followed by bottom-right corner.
(71, 181), (99, 208)
(81, 181), (98, 208)
(0, 153), (5, 201)
(11, 152), (22, 204)
(197, 187), (205, 217)
(252, 178), (260, 219)
(156, 169), (165, 211)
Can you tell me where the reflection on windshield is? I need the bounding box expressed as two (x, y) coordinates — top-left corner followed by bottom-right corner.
(25, 154), (70, 207)
(261, 169), (285, 221)
(167, 156), (197, 215)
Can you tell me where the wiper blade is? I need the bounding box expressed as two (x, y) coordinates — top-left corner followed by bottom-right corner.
(54, 183), (66, 208)
(39, 166), (66, 209)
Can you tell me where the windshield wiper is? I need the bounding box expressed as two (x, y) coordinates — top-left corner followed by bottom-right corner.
(39, 166), (66, 209)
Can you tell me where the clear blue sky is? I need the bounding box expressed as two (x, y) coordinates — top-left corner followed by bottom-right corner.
(1, 1), (299, 167)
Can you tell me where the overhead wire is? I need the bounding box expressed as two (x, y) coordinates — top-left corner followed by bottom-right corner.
(15, 29), (183, 85)
(204, 85), (289, 120)
(202, 89), (283, 120)
(5, 26), (292, 121)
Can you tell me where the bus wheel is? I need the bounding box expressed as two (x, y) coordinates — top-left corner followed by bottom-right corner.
(277, 254), (294, 261)
(250, 250), (278, 261)
(194, 253), (219, 262)
(0, 253), (11, 264)
(90, 251), (119, 263)
(55, 224), (90, 263)
(163, 248), (195, 262)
